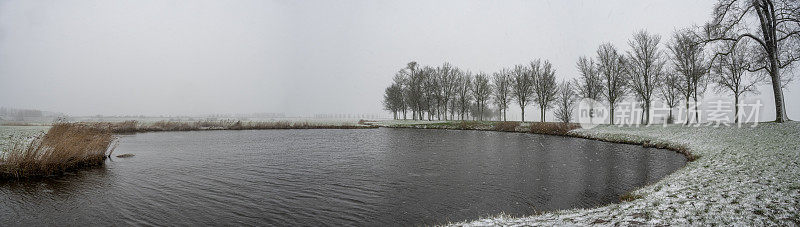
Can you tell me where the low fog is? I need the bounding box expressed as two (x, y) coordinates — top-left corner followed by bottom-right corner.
(1, 0), (798, 120)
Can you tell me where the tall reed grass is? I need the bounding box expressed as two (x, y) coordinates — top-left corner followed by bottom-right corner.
(0, 123), (117, 179)
(527, 122), (581, 136)
(492, 121), (521, 132)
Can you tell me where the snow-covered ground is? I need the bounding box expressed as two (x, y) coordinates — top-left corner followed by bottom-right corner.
(0, 126), (50, 149)
(458, 122), (800, 226)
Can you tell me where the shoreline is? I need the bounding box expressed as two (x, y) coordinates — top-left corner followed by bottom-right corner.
(444, 121), (800, 225)
(371, 120), (695, 161)
(369, 120), (798, 225)
(81, 120), (378, 134)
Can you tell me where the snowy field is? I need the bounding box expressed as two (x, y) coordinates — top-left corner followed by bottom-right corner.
(0, 126), (50, 150)
(459, 122), (800, 226)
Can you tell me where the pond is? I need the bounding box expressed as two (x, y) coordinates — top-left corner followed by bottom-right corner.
(0, 128), (685, 226)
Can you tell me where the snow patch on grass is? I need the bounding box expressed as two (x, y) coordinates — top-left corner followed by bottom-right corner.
(0, 126), (50, 150)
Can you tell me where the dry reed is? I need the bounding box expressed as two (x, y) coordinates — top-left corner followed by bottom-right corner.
(527, 122), (582, 136)
(0, 123), (117, 179)
(492, 121), (521, 132)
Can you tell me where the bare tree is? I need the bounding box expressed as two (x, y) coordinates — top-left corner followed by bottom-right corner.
(510, 64), (534, 122)
(425, 66), (443, 120)
(627, 30), (666, 125)
(596, 43), (628, 125)
(405, 61), (426, 120)
(532, 60), (558, 122)
(471, 72), (493, 121)
(421, 66), (438, 120)
(575, 56), (603, 123)
(659, 71), (682, 124)
(670, 30), (708, 124)
(492, 69), (512, 121)
(449, 68), (463, 120)
(437, 62), (458, 120)
(701, 0), (799, 122)
(382, 85), (394, 119)
(392, 70), (409, 120)
(555, 80), (577, 123)
(575, 56), (604, 101)
(711, 43), (764, 123)
(382, 83), (404, 119)
(456, 71), (473, 120)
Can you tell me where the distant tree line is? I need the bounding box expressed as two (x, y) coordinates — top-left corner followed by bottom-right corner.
(0, 107), (44, 122)
(384, 0), (798, 124)
(383, 59), (572, 123)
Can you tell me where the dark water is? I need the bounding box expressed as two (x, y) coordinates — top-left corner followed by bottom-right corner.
(1, 128), (685, 226)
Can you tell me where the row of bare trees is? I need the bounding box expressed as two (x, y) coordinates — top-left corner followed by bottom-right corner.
(384, 59), (572, 122)
(386, 0), (798, 124)
(383, 62), (498, 121)
(575, 30), (693, 125)
(573, 27), (772, 125)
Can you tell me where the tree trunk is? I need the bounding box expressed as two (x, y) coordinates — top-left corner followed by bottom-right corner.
(450, 103), (455, 120)
(645, 101), (650, 125)
(685, 96), (691, 125)
(479, 104), (484, 121)
(668, 108), (673, 124)
(540, 105), (545, 122)
(769, 60), (788, 122)
(640, 104), (645, 125)
(757, 1), (789, 123)
(521, 106), (526, 122)
(609, 102), (615, 125)
(734, 94), (740, 124)
(694, 91), (699, 123)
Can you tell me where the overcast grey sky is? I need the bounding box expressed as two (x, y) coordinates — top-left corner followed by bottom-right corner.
(1, 0), (798, 120)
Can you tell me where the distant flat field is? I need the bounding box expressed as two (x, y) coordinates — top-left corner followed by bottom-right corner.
(0, 126), (51, 149)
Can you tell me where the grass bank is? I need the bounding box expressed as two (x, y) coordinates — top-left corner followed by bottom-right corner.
(0, 122), (43, 126)
(89, 120), (377, 133)
(0, 123), (116, 179)
(371, 120), (581, 136)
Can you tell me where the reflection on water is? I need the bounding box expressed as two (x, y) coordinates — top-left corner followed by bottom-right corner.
(0, 128), (685, 226)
